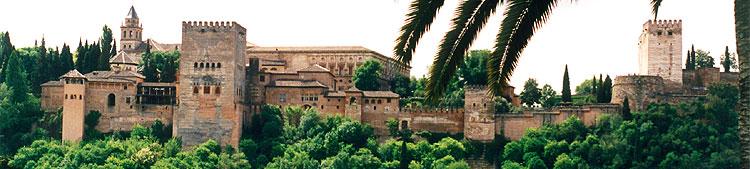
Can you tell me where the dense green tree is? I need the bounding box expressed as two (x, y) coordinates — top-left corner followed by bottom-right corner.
(596, 74), (604, 103)
(694, 49), (716, 69)
(562, 65), (571, 103)
(540, 84), (559, 109)
(458, 49), (489, 85)
(575, 79), (594, 96)
(352, 59), (382, 91)
(60, 44), (74, 74)
(139, 51), (180, 82)
(722, 46), (738, 73)
(390, 74), (413, 99)
(520, 78), (541, 107)
(592, 76), (598, 99)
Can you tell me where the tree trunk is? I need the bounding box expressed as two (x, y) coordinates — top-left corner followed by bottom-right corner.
(735, 0), (750, 168)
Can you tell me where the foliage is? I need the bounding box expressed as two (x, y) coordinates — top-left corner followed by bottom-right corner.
(84, 111), (103, 141)
(99, 25), (114, 71)
(520, 78), (541, 107)
(500, 84), (741, 168)
(391, 74), (413, 100)
(352, 59), (382, 91)
(621, 97), (632, 120)
(0, 51), (42, 158)
(575, 79), (594, 96)
(694, 49), (716, 68)
(540, 84), (560, 109)
(140, 51), (180, 82)
(458, 49), (489, 85)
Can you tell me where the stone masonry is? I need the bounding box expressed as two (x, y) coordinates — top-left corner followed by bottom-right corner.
(174, 21), (247, 147)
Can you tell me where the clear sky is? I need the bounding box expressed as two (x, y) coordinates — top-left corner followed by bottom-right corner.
(0, 0), (737, 93)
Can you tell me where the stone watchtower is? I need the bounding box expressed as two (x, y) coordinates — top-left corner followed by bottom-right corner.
(463, 85), (495, 142)
(61, 70), (86, 141)
(175, 21), (247, 147)
(120, 6), (144, 53)
(638, 20), (682, 91)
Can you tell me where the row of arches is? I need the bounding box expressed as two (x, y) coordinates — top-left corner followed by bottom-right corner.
(64, 94), (84, 100)
(122, 30), (141, 40)
(194, 62), (222, 69)
(192, 85), (221, 95)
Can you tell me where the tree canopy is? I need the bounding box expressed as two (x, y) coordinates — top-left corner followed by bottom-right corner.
(352, 59), (382, 91)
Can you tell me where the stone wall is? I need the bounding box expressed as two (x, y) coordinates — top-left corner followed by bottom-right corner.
(41, 82), (63, 112)
(399, 108), (465, 134)
(611, 75), (665, 111)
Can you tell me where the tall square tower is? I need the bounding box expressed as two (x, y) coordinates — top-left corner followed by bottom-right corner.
(638, 20), (682, 90)
(175, 21), (246, 147)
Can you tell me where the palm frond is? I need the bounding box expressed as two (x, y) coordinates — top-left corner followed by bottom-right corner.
(394, 0), (446, 65)
(424, 0), (501, 103)
(650, 0), (663, 19)
(489, 0), (559, 97)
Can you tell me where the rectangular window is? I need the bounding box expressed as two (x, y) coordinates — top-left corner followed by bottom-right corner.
(126, 97), (131, 104)
(204, 86), (210, 94)
(259, 75), (265, 82)
(280, 94), (287, 102)
(215, 86), (221, 94)
(387, 99), (391, 103)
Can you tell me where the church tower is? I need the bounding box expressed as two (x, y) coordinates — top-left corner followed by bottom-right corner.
(175, 21), (247, 147)
(638, 20), (682, 91)
(120, 6), (144, 53)
(61, 70), (87, 141)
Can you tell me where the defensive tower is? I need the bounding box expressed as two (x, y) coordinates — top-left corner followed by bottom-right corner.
(61, 70), (87, 141)
(175, 21), (247, 147)
(638, 19), (683, 91)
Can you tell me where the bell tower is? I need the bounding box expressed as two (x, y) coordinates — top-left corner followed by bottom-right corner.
(120, 6), (144, 53)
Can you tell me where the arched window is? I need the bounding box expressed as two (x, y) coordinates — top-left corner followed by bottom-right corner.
(217, 63), (221, 68)
(129, 31), (133, 38)
(211, 63), (216, 68)
(215, 86), (221, 94)
(123, 31), (127, 38)
(270, 68), (277, 71)
(107, 94), (115, 107)
(349, 97), (357, 105)
(194, 62), (198, 68)
(199, 63), (204, 68)
(193, 86), (199, 94)
(204, 86), (210, 94)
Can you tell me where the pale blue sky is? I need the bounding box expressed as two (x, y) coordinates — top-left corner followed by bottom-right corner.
(0, 0), (737, 93)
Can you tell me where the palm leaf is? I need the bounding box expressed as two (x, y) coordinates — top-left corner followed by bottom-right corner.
(424, 0), (501, 103)
(650, 0), (663, 19)
(394, 0), (446, 65)
(489, 0), (559, 97)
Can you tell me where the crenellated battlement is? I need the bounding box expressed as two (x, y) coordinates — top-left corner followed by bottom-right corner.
(644, 19), (682, 28)
(401, 107), (465, 114)
(182, 21), (246, 32)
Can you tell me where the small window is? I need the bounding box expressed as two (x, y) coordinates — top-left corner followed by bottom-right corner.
(336, 106), (340, 109)
(124, 85), (128, 90)
(373, 106), (377, 110)
(126, 97), (131, 104)
(321, 105), (324, 109)
(194, 62), (198, 68)
(217, 63), (221, 68)
(377, 100), (382, 104)
(204, 86), (210, 94)
(79, 95), (83, 100)
(200, 63), (204, 68)
(107, 94), (115, 107)
(193, 86), (199, 94)
(280, 94), (287, 102)
(668, 31), (673, 35)
(215, 86), (221, 94)
(259, 75), (265, 82)
(387, 99), (391, 103)
(211, 63), (216, 68)
(270, 68), (277, 71)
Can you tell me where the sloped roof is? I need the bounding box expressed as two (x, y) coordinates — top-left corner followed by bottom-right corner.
(298, 64), (330, 73)
(110, 51), (138, 65)
(363, 91), (400, 98)
(61, 69), (85, 78)
(346, 86), (362, 92)
(247, 46), (372, 53)
(271, 80), (327, 88)
(41, 80), (62, 87)
(85, 70), (145, 80)
(126, 6), (138, 19)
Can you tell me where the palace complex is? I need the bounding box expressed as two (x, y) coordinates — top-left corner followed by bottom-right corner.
(40, 7), (734, 147)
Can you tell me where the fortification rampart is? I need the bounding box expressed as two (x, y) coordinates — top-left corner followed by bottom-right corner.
(399, 108), (465, 134)
(611, 75), (665, 111)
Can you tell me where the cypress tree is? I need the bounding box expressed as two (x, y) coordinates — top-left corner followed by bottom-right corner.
(685, 50), (692, 70)
(604, 75), (613, 103)
(88, 42), (101, 73)
(592, 75), (598, 99)
(622, 97), (632, 120)
(100, 25), (113, 70)
(5, 51), (29, 104)
(723, 46), (732, 73)
(61, 43), (74, 73)
(561, 65), (572, 102)
(0, 32), (16, 82)
(597, 74), (605, 103)
(691, 44), (696, 69)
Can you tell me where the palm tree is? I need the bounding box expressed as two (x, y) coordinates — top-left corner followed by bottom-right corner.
(395, 0), (749, 165)
(393, 0), (564, 102)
